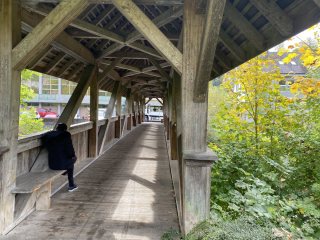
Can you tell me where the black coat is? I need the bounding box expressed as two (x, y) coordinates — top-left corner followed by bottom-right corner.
(42, 130), (76, 170)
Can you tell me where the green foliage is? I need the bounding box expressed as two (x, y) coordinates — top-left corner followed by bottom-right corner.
(185, 215), (283, 240)
(19, 70), (44, 137)
(19, 107), (44, 137)
(205, 51), (320, 239)
(20, 84), (35, 105)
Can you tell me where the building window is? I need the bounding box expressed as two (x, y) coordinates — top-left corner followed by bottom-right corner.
(61, 79), (76, 95)
(42, 75), (58, 94)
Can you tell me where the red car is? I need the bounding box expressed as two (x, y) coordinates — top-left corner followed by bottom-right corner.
(36, 108), (58, 118)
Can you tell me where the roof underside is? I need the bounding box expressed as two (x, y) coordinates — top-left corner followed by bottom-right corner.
(21, 0), (320, 98)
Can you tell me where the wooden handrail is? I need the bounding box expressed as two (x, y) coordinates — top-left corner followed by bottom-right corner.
(0, 146), (9, 156)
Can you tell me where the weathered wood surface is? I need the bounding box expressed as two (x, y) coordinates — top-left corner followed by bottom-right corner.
(11, 171), (63, 194)
(181, 0), (216, 234)
(12, 0), (89, 70)
(56, 65), (96, 128)
(89, 67), (98, 158)
(0, 146), (9, 156)
(4, 123), (179, 239)
(0, 0), (21, 234)
(249, 0), (293, 37)
(112, 0), (183, 74)
(194, 0), (226, 102)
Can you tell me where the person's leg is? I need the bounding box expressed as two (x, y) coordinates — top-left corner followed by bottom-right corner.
(67, 165), (75, 187)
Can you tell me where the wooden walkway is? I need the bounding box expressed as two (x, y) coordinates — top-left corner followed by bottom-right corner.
(3, 123), (179, 240)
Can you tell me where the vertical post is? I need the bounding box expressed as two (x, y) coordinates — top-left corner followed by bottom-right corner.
(137, 96), (142, 124)
(132, 95), (137, 127)
(181, 0), (218, 234)
(115, 85), (122, 138)
(55, 65), (96, 128)
(88, 66), (98, 158)
(126, 90), (132, 131)
(98, 81), (120, 154)
(0, 0), (21, 234)
(140, 97), (145, 122)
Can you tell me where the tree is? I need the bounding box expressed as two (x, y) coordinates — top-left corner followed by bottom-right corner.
(19, 70), (44, 137)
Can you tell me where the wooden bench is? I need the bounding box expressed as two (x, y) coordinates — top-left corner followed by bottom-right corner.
(12, 170), (63, 194)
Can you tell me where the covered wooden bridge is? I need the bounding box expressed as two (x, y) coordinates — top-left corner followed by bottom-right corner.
(0, 0), (319, 238)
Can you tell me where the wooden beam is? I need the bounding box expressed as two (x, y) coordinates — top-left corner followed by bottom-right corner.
(23, 5), (165, 61)
(181, 0), (216, 233)
(124, 62), (170, 78)
(21, 8), (95, 65)
(145, 98), (152, 105)
(55, 65), (96, 128)
(249, 0), (293, 36)
(98, 6), (183, 58)
(71, 19), (125, 44)
(98, 57), (123, 86)
(101, 60), (162, 78)
(12, 0), (89, 70)
(224, 1), (265, 50)
(194, 0), (226, 102)
(43, 52), (65, 74)
(98, 81), (121, 154)
(56, 59), (76, 77)
(0, 0), (21, 234)
(24, 0), (183, 5)
(219, 30), (246, 62)
(313, 0), (320, 8)
(27, 46), (52, 69)
(112, 0), (183, 74)
(156, 98), (163, 105)
(149, 58), (171, 81)
(105, 52), (152, 59)
(88, 66), (98, 158)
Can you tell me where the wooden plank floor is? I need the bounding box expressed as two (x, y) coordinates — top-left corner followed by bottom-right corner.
(3, 123), (179, 240)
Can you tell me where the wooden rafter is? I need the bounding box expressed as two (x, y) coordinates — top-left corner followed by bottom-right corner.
(313, 0), (320, 8)
(219, 30), (246, 62)
(98, 6), (183, 59)
(43, 52), (65, 74)
(98, 58), (122, 85)
(24, 4), (164, 60)
(112, 0), (183, 74)
(149, 58), (171, 81)
(224, 1), (265, 50)
(12, 0), (89, 70)
(249, 0), (293, 36)
(124, 62), (170, 78)
(23, 0), (184, 5)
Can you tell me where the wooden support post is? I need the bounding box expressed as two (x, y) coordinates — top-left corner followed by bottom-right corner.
(115, 85), (122, 138)
(88, 66), (98, 158)
(98, 81), (120, 154)
(35, 182), (51, 210)
(0, 0), (21, 234)
(181, 0), (218, 234)
(137, 98), (142, 124)
(194, 0), (226, 102)
(55, 65), (96, 128)
(132, 96), (137, 127)
(126, 90), (132, 131)
(140, 98), (145, 122)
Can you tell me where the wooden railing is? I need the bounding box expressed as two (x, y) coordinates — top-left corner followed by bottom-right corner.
(8, 113), (143, 233)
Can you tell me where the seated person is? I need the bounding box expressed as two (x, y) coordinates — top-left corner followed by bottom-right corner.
(42, 123), (78, 192)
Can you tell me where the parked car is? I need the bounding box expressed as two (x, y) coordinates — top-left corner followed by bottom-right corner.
(36, 108), (58, 118)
